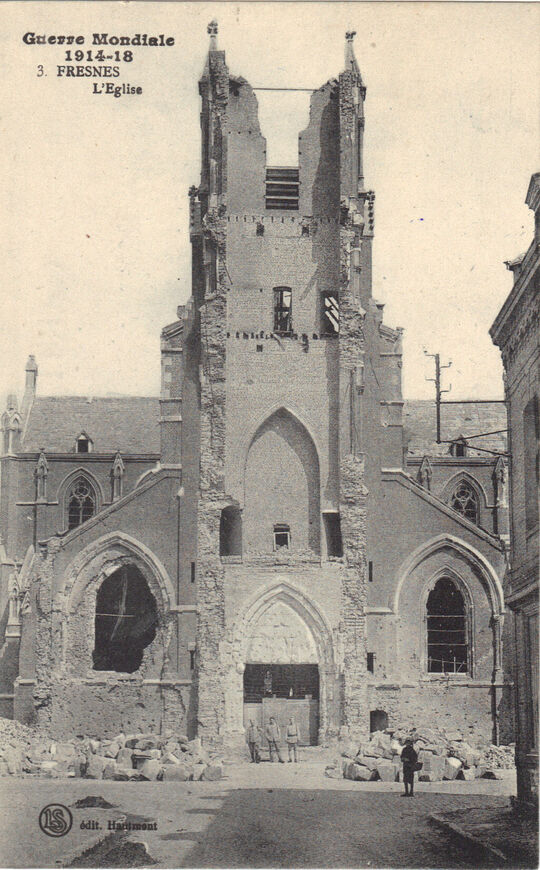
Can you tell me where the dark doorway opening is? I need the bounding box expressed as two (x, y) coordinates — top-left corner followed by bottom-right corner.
(243, 663), (320, 745)
(93, 565), (158, 673)
(370, 709), (388, 732)
(243, 663), (319, 702)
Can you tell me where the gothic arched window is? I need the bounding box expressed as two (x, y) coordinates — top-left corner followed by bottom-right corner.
(427, 578), (468, 674)
(67, 477), (96, 530)
(449, 480), (479, 524)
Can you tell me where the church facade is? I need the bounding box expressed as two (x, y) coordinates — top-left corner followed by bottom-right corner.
(0, 28), (513, 748)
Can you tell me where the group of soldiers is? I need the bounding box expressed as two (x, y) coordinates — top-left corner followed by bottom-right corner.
(245, 716), (299, 763)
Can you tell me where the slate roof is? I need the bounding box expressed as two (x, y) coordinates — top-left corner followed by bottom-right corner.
(22, 397), (161, 454)
(20, 394), (507, 459)
(403, 400), (507, 458)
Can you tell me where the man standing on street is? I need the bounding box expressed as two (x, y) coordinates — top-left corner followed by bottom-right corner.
(265, 716), (285, 763)
(246, 719), (261, 763)
(401, 737), (419, 797)
(286, 716), (299, 762)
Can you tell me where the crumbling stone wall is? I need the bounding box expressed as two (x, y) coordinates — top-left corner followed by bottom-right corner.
(194, 47), (231, 746)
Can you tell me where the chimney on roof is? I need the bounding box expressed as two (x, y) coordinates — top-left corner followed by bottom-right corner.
(22, 354), (38, 422)
(25, 355), (38, 397)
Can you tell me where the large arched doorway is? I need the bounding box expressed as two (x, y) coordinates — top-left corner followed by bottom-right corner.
(243, 599), (319, 744)
(228, 583), (336, 746)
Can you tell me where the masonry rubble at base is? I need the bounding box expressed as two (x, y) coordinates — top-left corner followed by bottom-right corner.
(0, 718), (223, 782)
(0, 717), (514, 784)
(325, 727), (515, 783)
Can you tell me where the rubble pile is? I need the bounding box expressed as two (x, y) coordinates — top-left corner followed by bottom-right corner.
(0, 721), (224, 781)
(325, 727), (515, 783)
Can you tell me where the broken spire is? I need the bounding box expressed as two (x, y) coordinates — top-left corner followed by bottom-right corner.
(345, 28), (362, 79)
(207, 19), (218, 51)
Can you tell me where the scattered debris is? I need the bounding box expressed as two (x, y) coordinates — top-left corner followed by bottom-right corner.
(73, 796), (116, 809)
(0, 718), (224, 782)
(325, 727), (515, 783)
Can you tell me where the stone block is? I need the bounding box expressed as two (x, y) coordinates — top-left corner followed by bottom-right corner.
(376, 760), (396, 782)
(164, 741), (181, 757)
(3, 748), (22, 776)
(103, 762), (118, 780)
(39, 761), (59, 778)
(324, 766), (342, 779)
(132, 752), (153, 769)
(480, 769), (504, 780)
(444, 757), (462, 780)
(194, 763), (210, 781)
(390, 740), (402, 755)
(177, 734), (189, 745)
(113, 732), (126, 747)
(374, 732), (392, 751)
(420, 754), (445, 781)
(103, 741), (121, 759)
(162, 752), (180, 766)
(54, 743), (77, 761)
(451, 741), (482, 768)
(140, 759), (162, 781)
(458, 767), (477, 781)
(163, 764), (192, 782)
(116, 748), (134, 767)
(202, 764), (222, 781)
(363, 745), (385, 758)
(86, 755), (107, 779)
(356, 755), (379, 771)
(113, 766), (141, 781)
(340, 741), (359, 759)
(135, 738), (158, 751)
(0, 760), (10, 777)
(344, 762), (372, 781)
(88, 739), (101, 754)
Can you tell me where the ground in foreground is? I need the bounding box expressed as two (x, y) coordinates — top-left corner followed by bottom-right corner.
(0, 761), (533, 869)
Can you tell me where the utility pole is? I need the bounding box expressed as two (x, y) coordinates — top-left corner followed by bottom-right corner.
(424, 351), (452, 443)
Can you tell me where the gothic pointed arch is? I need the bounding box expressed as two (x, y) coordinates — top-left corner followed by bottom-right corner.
(233, 581), (335, 668)
(58, 468), (104, 532)
(392, 533), (504, 617)
(58, 531), (175, 677)
(225, 581), (336, 740)
(422, 567), (474, 675)
(242, 406), (321, 555)
(441, 471), (488, 508)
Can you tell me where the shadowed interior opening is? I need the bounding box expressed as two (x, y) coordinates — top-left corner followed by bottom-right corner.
(93, 564), (158, 673)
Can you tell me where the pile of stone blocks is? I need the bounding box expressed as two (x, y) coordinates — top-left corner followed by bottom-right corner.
(0, 719), (223, 782)
(324, 727), (515, 783)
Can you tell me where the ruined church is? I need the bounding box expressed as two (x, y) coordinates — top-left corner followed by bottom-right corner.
(0, 27), (513, 747)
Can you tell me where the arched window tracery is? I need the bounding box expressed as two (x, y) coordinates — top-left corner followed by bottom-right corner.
(67, 476), (96, 530)
(426, 577), (469, 674)
(449, 479), (479, 524)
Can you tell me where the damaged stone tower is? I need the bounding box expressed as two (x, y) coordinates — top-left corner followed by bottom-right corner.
(6, 24), (509, 744)
(185, 25), (403, 747)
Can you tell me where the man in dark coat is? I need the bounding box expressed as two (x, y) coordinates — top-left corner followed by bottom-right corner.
(401, 737), (419, 796)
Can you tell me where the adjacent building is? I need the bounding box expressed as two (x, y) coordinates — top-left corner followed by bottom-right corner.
(491, 172), (539, 805)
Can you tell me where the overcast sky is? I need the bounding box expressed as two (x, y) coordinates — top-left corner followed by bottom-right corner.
(1, 2), (538, 405)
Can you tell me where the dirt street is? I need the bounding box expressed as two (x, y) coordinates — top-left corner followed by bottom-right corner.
(0, 761), (518, 868)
